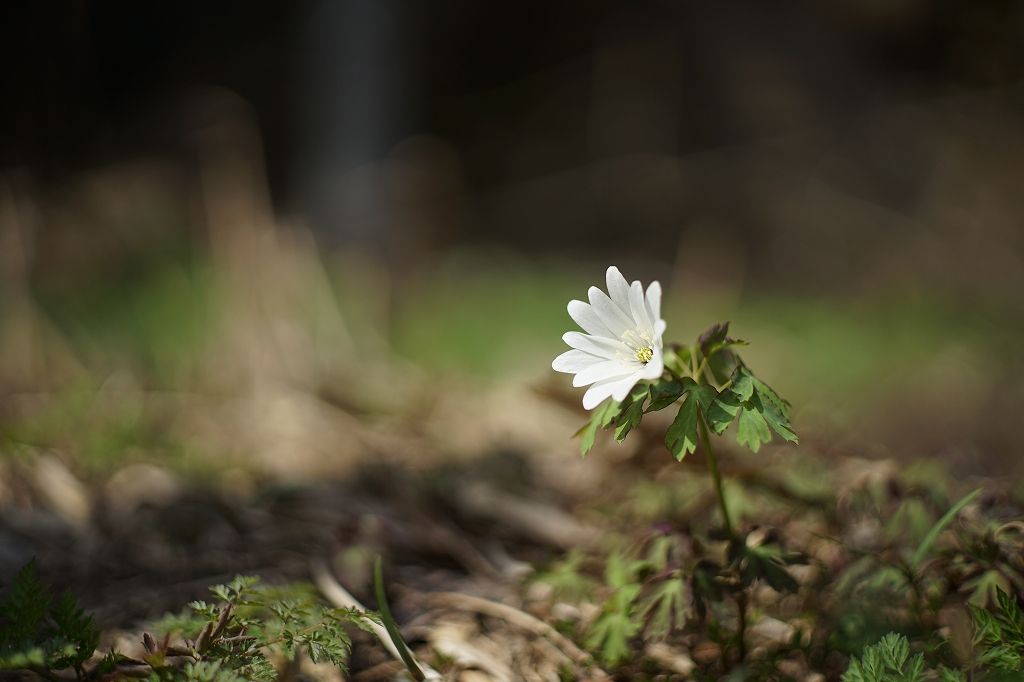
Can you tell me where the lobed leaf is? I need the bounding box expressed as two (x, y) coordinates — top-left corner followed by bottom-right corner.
(735, 398), (772, 453)
(640, 574), (690, 641)
(613, 385), (651, 442)
(576, 398), (620, 456)
(707, 366), (798, 452)
(664, 379), (718, 461)
(706, 367), (754, 435)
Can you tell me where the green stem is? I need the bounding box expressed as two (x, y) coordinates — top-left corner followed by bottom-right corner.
(698, 411), (734, 540)
(697, 410), (746, 662)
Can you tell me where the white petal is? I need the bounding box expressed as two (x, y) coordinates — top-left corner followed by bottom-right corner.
(639, 347), (664, 380)
(567, 300), (614, 338)
(582, 371), (645, 409)
(572, 359), (636, 387)
(645, 281), (662, 322)
(654, 319), (667, 341)
(605, 266), (632, 314)
(562, 331), (623, 359)
(552, 349), (602, 373)
(588, 287), (633, 337)
(628, 280), (653, 332)
(610, 372), (645, 402)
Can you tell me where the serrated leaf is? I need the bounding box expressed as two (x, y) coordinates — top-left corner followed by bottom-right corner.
(710, 367), (797, 450)
(665, 395), (699, 461)
(706, 367), (754, 435)
(665, 380), (718, 461)
(585, 552), (643, 667)
(939, 666), (967, 682)
(735, 397), (772, 453)
(759, 399), (799, 444)
(0, 560), (50, 644)
(613, 385), (650, 441)
(905, 654), (925, 681)
(585, 609), (640, 667)
(49, 590), (99, 669)
(881, 631), (909, 669)
(748, 372), (798, 443)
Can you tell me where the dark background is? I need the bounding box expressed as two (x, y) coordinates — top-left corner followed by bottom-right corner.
(5, 1), (1023, 262)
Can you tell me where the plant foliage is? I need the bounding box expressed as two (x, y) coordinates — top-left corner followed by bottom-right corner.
(0, 560), (103, 677)
(577, 322), (797, 458)
(0, 563), (377, 681)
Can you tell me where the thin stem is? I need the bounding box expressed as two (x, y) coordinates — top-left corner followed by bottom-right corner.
(698, 411), (734, 540)
(697, 409), (746, 662)
(736, 591), (748, 661)
(694, 355), (709, 384)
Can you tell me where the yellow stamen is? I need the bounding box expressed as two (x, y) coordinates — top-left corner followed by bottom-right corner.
(635, 346), (654, 364)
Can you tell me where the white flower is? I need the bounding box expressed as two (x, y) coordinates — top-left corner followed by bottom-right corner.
(552, 266), (667, 409)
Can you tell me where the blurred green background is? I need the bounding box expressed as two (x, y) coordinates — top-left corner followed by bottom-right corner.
(2, 0), (1023, 483)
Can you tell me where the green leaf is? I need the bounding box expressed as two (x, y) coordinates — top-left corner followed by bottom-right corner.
(664, 380), (717, 461)
(708, 366), (798, 451)
(970, 587), (1024, 673)
(939, 666), (968, 682)
(0, 560), (50, 644)
(576, 399), (620, 456)
(613, 385), (650, 442)
(585, 608), (640, 667)
(735, 397), (772, 453)
(640, 575), (689, 641)
(48, 590), (100, 670)
(880, 631), (909, 670)
(647, 377), (686, 413)
(665, 394), (699, 461)
(748, 373), (798, 443)
(586, 554), (642, 667)
(706, 367), (754, 435)
(842, 633), (934, 682)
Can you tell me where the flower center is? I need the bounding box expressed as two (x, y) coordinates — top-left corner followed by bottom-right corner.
(620, 329), (655, 365)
